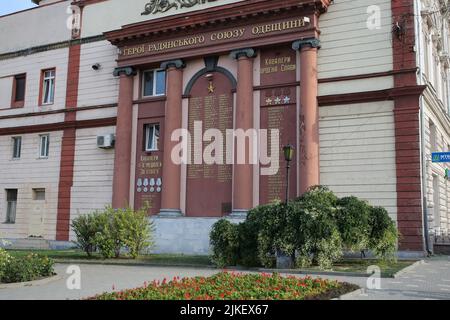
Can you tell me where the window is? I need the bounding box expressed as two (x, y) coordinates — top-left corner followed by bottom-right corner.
(145, 124), (160, 152)
(430, 120), (437, 151)
(32, 189), (46, 201)
(12, 74), (26, 108)
(142, 69), (166, 97)
(5, 189), (18, 224)
(12, 137), (22, 159)
(39, 134), (50, 158)
(41, 69), (55, 105)
(433, 175), (441, 231)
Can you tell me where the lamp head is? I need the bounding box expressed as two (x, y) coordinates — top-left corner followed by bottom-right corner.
(283, 144), (295, 162)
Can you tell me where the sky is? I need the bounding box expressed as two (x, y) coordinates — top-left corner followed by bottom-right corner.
(0, 0), (37, 16)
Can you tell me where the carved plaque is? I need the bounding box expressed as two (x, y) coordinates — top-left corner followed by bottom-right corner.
(186, 72), (233, 217)
(259, 46), (298, 204)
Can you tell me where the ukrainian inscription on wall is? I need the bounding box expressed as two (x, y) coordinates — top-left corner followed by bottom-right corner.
(260, 46), (298, 204)
(186, 72), (233, 217)
(120, 17), (310, 58)
(135, 117), (164, 215)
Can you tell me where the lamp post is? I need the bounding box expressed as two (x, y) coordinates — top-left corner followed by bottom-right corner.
(283, 144), (295, 204)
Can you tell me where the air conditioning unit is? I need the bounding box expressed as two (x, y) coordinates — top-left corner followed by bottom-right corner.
(97, 134), (115, 149)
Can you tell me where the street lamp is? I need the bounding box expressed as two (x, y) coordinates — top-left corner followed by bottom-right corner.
(283, 144), (295, 204)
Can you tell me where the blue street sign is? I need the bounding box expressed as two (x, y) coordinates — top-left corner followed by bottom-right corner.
(432, 152), (450, 163)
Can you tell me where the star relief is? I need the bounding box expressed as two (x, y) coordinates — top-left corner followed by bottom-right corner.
(283, 96), (291, 104)
(274, 96), (282, 105)
(266, 97), (273, 105)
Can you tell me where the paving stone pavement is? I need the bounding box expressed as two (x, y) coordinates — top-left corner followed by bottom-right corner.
(0, 258), (449, 300)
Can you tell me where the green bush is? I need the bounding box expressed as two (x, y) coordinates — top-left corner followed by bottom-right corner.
(71, 213), (100, 257)
(210, 219), (239, 267)
(71, 206), (154, 259)
(94, 207), (122, 259)
(115, 207), (155, 259)
(236, 219), (260, 267)
(209, 186), (399, 270)
(0, 248), (12, 280)
(335, 197), (371, 252)
(291, 193), (343, 269)
(1, 253), (54, 284)
(368, 206), (399, 261)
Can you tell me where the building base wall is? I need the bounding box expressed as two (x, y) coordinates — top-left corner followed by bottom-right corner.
(151, 216), (245, 255)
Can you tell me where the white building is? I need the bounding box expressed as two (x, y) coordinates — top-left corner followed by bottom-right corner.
(0, 0), (449, 256)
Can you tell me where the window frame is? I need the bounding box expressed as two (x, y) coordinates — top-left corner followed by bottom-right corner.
(12, 136), (22, 160)
(11, 73), (26, 108)
(142, 69), (166, 98)
(40, 68), (56, 106)
(5, 189), (18, 224)
(144, 123), (160, 152)
(39, 134), (50, 159)
(32, 188), (46, 201)
(430, 120), (437, 152)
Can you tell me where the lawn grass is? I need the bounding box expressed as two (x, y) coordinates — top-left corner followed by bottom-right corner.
(297, 259), (416, 277)
(91, 272), (360, 300)
(6, 249), (416, 277)
(7, 249), (212, 267)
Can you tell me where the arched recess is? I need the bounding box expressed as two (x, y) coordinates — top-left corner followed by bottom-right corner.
(185, 57), (235, 217)
(184, 56), (237, 96)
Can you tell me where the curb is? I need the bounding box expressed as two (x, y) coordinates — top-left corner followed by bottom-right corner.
(333, 288), (365, 300)
(258, 268), (374, 278)
(393, 260), (425, 279)
(54, 259), (217, 270)
(0, 274), (62, 289)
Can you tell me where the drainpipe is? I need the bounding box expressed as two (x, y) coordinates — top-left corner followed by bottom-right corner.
(414, 0), (432, 255)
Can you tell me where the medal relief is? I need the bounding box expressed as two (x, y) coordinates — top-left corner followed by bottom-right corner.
(142, 0), (218, 15)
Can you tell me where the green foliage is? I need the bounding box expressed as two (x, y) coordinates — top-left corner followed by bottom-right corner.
(209, 186), (399, 270)
(71, 206), (154, 259)
(210, 219), (239, 267)
(368, 207), (399, 261)
(115, 207), (155, 259)
(236, 218), (260, 267)
(0, 248), (12, 280)
(0, 253), (54, 284)
(335, 197), (371, 252)
(93, 207), (121, 259)
(71, 213), (100, 257)
(292, 192), (343, 269)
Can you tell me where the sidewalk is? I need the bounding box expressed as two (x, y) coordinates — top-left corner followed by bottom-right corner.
(0, 258), (449, 300)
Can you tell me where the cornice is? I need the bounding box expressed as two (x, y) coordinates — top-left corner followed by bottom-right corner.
(104, 0), (330, 46)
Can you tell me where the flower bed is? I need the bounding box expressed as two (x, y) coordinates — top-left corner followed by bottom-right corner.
(0, 249), (55, 284)
(92, 272), (359, 300)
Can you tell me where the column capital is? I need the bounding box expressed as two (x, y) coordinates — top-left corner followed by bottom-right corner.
(292, 38), (321, 51)
(160, 59), (185, 70)
(113, 66), (137, 77)
(230, 48), (257, 60)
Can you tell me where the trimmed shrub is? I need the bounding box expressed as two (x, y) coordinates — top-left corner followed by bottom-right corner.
(335, 197), (371, 253)
(72, 206), (154, 259)
(1, 253), (54, 284)
(210, 219), (239, 267)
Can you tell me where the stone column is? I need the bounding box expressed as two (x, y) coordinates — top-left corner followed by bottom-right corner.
(292, 38), (321, 195)
(159, 60), (185, 216)
(230, 48), (256, 217)
(112, 67), (136, 208)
